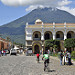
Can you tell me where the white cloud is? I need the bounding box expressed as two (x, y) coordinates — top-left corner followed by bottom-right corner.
(0, 0), (57, 6)
(26, 5), (44, 11)
(1, 0), (75, 16)
(58, 6), (75, 16)
(0, 0), (71, 7)
(58, 0), (72, 6)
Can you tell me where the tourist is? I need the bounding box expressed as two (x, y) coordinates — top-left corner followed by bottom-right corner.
(1, 48), (4, 56)
(67, 52), (71, 65)
(36, 53), (40, 63)
(48, 49), (51, 56)
(63, 49), (67, 65)
(59, 50), (63, 65)
(0, 51), (1, 57)
(42, 51), (49, 71)
(3, 50), (6, 56)
(40, 50), (42, 55)
(20, 49), (23, 55)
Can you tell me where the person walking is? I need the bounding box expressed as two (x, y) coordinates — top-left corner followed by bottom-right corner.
(1, 48), (4, 56)
(40, 50), (42, 55)
(63, 49), (67, 65)
(36, 53), (40, 63)
(3, 50), (6, 56)
(67, 52), (71, 65)
(42, 51), (50, 71)
(59, 50), (63, 66)
(48, 49), (51, 56)
(0, 51), (1, 57)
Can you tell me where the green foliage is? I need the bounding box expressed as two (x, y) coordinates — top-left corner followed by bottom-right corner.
(45, 39), (60, 49)
(71, 51), (75, 59)
(52, 53), (58, 57)
(45, 39), (54, 47)
(64, 38), (75, 48)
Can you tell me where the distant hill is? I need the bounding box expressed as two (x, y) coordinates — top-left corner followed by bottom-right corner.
(0, 7), (75, 44)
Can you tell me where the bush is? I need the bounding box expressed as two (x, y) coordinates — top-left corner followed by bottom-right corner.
(52, 53), (58, 57)
(71, 51), (75, 59)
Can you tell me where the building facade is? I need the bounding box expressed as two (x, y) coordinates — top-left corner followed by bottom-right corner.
(0, 38), (11, 50)
(25, 19), (75, 53)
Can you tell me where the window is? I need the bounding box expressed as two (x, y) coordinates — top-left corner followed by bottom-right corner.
(56, 34), (60, 38)
(35, 34), (38, 38)
(45, 33), (50, 40)
(67, 33), (71, 38)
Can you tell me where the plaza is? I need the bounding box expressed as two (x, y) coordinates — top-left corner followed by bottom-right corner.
(0, 55), (75, 75)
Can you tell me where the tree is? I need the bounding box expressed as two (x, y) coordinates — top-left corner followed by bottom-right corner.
(45, 39), (60, 51)
(64, 38), (75, 48)
(64, 38), (75, 52)
(7, 37), (11, 41)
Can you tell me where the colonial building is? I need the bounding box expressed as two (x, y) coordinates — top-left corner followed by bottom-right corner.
(0, 38), (11, 50)
(25, 19), (75, 53)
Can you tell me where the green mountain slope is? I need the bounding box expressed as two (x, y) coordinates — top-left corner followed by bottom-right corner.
(0, 7), (75, 44)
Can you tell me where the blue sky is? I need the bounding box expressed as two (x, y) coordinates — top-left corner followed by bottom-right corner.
(0, 0), (75, 26)
(0, 2), (29, 26)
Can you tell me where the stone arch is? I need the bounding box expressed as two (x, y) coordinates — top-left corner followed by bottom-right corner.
(56, 31), (64, 40)
(32, 42), (42, 54)
(67, 31), (75, 39)
(44, 31), (53, 40)
(33, 31), (41, 40)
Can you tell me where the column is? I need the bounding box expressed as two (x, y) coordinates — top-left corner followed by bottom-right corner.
(53, 22), (56, 40)
(64, 33), (67, 40)
(41, 33), (44, 40)
(53, 33), (56, 40)
(41, 23), (44, 40)
(64, 22), (67, 40)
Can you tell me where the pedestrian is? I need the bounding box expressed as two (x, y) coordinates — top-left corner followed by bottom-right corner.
(42, 51), (50, 71)
(48, 49), (51, 56)
(63, 49), (67, 65)
(20, 49), (23, 54)
(1, 48), (4, 56)
(36, 53), (40, 63)
(40, 50), (42, 55)
(59, 50), (63, 65)
(0, 51), (1, 57)
(3, 50), (6, 56)
(67, 52), (71, 65)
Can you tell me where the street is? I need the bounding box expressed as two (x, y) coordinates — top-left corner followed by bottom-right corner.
(0, 55), (75, 75)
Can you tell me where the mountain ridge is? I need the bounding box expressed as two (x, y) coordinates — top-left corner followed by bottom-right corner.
(0, 7), (75, 44)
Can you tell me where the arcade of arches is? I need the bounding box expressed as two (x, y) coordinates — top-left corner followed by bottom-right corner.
(25, 19), (75, 54)
(33, 31), (75, 40)
(32, 31), (75, 53)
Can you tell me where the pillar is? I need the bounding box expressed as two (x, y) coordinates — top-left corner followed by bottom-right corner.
(53, 22), (56, 40)
(53, 33), (56, 40)
(41, 33), (44, 40)
(64, 33), (67, 40)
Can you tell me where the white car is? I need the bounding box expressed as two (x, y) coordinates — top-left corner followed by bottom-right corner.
(10, 48), (17, 56)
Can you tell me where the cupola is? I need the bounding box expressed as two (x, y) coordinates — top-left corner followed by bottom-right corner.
(35, 19), (43, 24)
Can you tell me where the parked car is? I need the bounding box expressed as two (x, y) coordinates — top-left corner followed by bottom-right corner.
(10, 48), (17, 56)
(27, 48), (33, 56)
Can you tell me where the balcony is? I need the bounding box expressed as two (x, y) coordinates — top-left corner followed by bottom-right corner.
(33, 38), (41, 41)
(56, 38), (64, 40)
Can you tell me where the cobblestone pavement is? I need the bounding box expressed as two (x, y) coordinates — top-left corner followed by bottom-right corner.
(0, 55), (75, 75)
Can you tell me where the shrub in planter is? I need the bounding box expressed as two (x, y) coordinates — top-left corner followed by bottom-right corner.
(71, 51), (75, 59)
